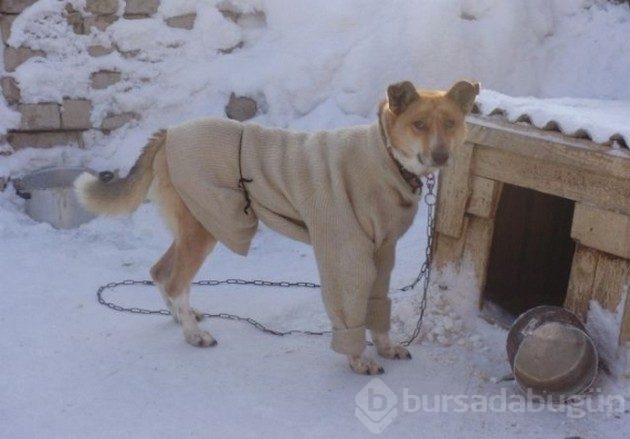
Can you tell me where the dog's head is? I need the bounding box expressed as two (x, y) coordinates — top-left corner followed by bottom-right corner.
(380, 80), (479, 175)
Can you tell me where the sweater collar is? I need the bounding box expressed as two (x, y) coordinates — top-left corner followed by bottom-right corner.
(376, 117), (423, 195)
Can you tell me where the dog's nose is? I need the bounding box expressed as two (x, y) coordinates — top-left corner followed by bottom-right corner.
(431, 149), (449, 166)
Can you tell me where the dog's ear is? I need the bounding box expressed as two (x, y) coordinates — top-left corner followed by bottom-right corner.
(446, 80), (480, 115)
(387, 81), (420, 115)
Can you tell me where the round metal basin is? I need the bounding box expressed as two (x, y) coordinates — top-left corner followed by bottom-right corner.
(507, 305), (598, 402)
(13, 166), (96, 229)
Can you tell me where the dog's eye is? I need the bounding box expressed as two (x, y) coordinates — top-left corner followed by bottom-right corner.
(444, 119), (455, 129)
(413, 120), (426, 130)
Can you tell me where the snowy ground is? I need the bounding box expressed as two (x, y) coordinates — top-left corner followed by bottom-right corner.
(2, 194), (628, 439)
(2, 0), (630, 438)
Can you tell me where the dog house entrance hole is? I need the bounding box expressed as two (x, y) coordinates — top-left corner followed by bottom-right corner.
(482, 184), (576, 323)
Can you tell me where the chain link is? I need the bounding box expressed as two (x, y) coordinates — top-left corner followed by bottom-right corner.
(96, 174), (437, 345)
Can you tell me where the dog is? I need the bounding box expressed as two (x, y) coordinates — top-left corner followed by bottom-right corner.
(75, 80), (479, 375)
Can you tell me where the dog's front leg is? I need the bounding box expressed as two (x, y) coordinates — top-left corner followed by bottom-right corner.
(313, 234), (385, 375)
(367, 244), (412, 360)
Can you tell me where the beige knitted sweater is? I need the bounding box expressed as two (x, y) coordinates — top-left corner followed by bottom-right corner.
(165, 117), (419, 355)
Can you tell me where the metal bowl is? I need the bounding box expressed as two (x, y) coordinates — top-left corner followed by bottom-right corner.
(13, 166), (96, 229)
(507, 305), (598, 402)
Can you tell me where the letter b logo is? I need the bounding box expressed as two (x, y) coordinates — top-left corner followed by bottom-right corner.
(355, 378), (398, 434)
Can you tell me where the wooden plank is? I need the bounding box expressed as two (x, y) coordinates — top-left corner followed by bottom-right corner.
(471, 145), (630, 216)
(571, 203), (630, 260)
(435, 142), (474, 238)
(466, 177), (503, 218)
(592, 253), (630, 312)
(463, 215), (495, 301)
(620, 294), (630, 344)
(467, 116), (630, 180)
(564, 245), (598, 319)
(433, 217), (469, 270)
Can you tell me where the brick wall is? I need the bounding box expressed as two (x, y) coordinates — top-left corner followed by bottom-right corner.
(0, 0), (256, 155)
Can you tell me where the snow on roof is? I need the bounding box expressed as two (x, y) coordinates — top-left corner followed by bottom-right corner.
(473, 90), (630, 149)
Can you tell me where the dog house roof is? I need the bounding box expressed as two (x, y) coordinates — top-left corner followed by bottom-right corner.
(472, 90), (630, 150)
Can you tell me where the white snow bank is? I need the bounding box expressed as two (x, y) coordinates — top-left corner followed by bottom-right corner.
(477, 90), (630, 147)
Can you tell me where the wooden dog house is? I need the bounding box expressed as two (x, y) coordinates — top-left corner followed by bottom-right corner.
(433, 115), (630, 345)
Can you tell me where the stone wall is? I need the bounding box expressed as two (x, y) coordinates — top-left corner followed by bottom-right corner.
(0, 0), (257, 154)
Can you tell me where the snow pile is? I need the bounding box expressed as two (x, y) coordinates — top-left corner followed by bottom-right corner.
(587, 295), (630, 381)
(392, 261), (492, 351)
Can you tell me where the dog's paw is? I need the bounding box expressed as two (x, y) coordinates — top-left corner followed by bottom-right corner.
(377, 344), (412, 360)
(349, 356), (384, 375)
(184, 329), (217, 347)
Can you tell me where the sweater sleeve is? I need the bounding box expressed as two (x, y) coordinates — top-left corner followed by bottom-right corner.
(365, 243), (396, 333)
(307, 197), (378, 356)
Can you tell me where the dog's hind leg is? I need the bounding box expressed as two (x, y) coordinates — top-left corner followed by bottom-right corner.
(163, 212), (217, 347)
(151, 149), (217, 346)
(151, 243), (175, 314)
(150, 243), (205, 322)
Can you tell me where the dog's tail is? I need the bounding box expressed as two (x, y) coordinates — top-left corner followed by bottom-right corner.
(74, 130), (166, 216)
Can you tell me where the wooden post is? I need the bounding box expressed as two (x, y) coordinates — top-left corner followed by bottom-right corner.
(463, 215), (495, 301)
(592, 254), (630, 312)
(435, 142), (474, 238)
(564, 245), (598, 319)
(433, 218), (469, 271)
(466, 177), (502, 218)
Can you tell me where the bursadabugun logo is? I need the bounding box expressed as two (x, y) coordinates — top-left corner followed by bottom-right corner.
(354, 380), (625, 434)
(354, 378), (398, 434)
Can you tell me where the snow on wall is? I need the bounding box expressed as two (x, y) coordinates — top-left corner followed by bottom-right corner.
(1, 0), (630, 172)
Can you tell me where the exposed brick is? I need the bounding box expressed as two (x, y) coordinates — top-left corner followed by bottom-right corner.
(225, 94), (257, 121)
(61, 99), (92, 129)
(100, 112), (137, 131)
(3, 47), (46, 72)
(165, 13), (196, 29)
(66, 11), (86, 35)
(7, 131), (84, 150)
(86, 0), (118, 15)
(87, 45), (115, 57)
(90, 70), (121, 89)
(218, 8), (240, 23)
(19, 103), (61, 130)
(122, 13), (149, 20)
(124, 0), (159, 16)
(84, 14), (118, 32)
(0, 0), (38, 14)
(1, 76), (20, 104)
(0, 14), (16, 43)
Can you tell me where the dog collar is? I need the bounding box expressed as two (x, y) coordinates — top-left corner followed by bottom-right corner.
(386, 147), (424, 194)
(377, 114), (423, 194)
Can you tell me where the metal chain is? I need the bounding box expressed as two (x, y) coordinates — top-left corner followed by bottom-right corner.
(97, 278), (331, 337)
(96, 174), (437, 345)
(400, 173), (436, 346)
